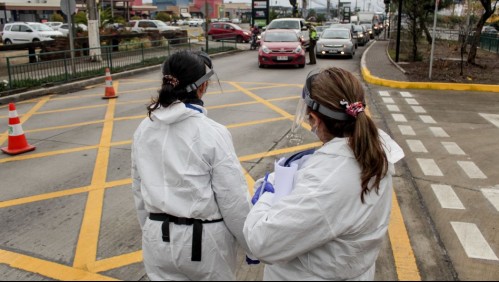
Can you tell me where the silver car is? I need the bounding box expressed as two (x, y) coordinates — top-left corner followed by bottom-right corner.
(316, 28), (355, 59)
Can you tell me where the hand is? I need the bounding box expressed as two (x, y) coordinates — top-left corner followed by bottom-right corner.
(246, 255), (260, 265)
(251, 181), (275, 205)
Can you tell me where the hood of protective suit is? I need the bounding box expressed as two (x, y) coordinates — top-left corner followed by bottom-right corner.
(151, 102), (207, 124)
(316, 129), (404, 164)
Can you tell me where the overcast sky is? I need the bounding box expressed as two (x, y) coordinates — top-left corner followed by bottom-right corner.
(142, 0), (386, 11)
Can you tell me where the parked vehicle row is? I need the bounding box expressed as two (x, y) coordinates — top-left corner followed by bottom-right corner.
(2, 22), (63, 44)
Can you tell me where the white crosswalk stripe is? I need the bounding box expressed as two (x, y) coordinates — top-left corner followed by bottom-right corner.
(420, 115), (437, 124)
(430, 127), (450, 137)
(383, 97), (395, 104)
(451, 222), (499, 261)
(411, 106), (426, 113)
(386, 105), (400, 112)
(405, 98), (419, 105)
(398, 125), (416, 136)
(400, 91), (413, 98)
(441, 142), (466, 155)
(392, 114), (407, 122)
(481, 187), (499, 212)
(406, 140), (428, 153)
(379, 91), (390, 97)
(431, 184), (465, 209)
(417, 158), (443, 176)
(457, 161), (487, 179)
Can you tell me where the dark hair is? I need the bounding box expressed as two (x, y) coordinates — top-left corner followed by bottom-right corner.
(147, 51), (207, 118)
(311, 67), (388, 203)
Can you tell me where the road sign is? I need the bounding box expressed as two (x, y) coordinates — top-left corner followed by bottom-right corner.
(60, 0), (76, 16)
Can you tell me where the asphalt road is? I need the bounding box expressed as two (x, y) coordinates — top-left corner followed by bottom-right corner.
(0, 41), (498, 280)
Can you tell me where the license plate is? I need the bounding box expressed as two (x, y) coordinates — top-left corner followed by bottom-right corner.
(277, 56), (288, 61)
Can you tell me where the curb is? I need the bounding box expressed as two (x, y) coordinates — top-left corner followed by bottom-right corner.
(361, 41), (499, 93)
(0, 49), (243, 105)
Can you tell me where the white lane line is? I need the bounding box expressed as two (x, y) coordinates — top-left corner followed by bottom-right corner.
(420, 115), (437, 124)
(379, 91), (390, 97)
(431, 184), (465, 209)
(441, 142), (466, 155)
(400, 91), (413, 98)
(481, 188), (499, 212)
(430, 127), (449, 137)
(479, 113), (499, 128)
(399, 125), (416, 136)
(406, 140), (428, 153)
(457, 161), (487, 179)
(387, 105), (400, 112)
(411, 106), (427, 113)
(405, 98), (419, 105)
(392, 114), (407, 122)
(417, 158), (443, 176)
(451, 222), (499, 261)
(383, 97), (395, 104)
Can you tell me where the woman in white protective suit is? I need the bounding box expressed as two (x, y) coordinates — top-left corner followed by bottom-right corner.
(244, 67), (405, 281)
(131, 50), (255, 281)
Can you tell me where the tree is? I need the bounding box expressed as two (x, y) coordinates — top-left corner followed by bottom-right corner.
(468, 0), (498, 64)
(50, 13), (64, 23)
(74, 11), (88, 25)
(155, 12), (171, 23)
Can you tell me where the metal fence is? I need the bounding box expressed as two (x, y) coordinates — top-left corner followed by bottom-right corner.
(3, 37), (238, 92)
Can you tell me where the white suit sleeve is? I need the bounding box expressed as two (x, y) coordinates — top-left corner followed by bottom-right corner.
(211, 134), (253, 255)
(131, 139), (147, 229)
(243, 169), (353, 264)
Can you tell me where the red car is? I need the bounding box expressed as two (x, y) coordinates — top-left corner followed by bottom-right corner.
(258, 29), (306, 68)
(207, 22), (251, 43)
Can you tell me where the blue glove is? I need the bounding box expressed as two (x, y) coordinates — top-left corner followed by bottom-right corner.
(251, 173), (274, 205)
(246, 255), (260, 265)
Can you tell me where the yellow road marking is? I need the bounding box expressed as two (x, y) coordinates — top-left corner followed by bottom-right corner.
(366, 104), (420, 280)
(0, 96), (51, 147)
(0, 249), (117, 281)
(242, 167), (256, 196)
(91, 251), (142, 273)
(73, 93), (117, 270)
(226, 117), (289, 129)
(389, 191), (422, 280)
(229, 82), (294, 118)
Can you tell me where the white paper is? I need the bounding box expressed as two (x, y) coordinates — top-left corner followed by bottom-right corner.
(272, 158), (298, 204)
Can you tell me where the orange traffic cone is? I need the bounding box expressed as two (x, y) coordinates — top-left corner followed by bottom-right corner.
(102, 68), (118, 99)
(1, 103), (36, 155)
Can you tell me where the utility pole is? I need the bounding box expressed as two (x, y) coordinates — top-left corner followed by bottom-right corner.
(395, 0), (402, 62)
(327, 0), (331, 20)
(87, 0), (102, 61)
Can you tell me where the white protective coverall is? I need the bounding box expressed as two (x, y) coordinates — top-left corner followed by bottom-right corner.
(244, 130), (404, 281)
(132, 102), (252, 281)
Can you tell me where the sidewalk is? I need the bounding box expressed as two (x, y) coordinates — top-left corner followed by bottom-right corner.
(362, 40), (409, 82)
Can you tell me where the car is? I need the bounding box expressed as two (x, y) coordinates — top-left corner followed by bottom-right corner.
(316, 28), (355, 59)
(361, 23), (374, 39)
(265, 18), (310, 49)
(207, 22), (251, 43)
(330, 23), (358, 48)
(58, 23), (88, 36)
(353, 24), (369, 46)
(258, 29), (305, 68)
(2, 22), (63, 44)
(188, 18), (204, 27)
(129, 20), (180, 33)
(43, 21), (63, 30)
(482, 25), (498, 36)
(315, 25), (327, 37)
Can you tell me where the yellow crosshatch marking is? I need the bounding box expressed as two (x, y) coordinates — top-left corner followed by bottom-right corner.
(0, 79), (419, 281)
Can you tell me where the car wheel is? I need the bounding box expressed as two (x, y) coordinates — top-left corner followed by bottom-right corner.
(4, 39), (12, 45)
(236, 35), (243, 43)
(299, 64), (305, 68)
(32, 39), (40, 43)
(258, 61), (264, 68)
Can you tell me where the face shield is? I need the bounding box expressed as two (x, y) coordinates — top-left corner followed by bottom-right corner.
(287, 69), (351, 146)
(185, 51), (215, 93)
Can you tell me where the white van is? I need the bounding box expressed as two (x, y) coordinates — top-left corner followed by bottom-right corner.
(265, 18), (310, 48)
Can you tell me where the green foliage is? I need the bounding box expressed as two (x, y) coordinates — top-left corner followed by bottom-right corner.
(155, 12), (171, 23)
(99, 8), (113, 28)
(74, 11), (88, 25)
(114, 16), (126, 24)
(131, 16), (142, 20)
(50, 13), (64, 23)
(316, 13), (326, 23)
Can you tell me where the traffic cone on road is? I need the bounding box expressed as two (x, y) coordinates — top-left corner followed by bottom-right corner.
(102, 68), (118, 99)
(1, 103), (36, 155)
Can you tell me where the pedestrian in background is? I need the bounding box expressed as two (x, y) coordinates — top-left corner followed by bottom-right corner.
(131, 50), (254, 281)
(244, 67), (404, 280)
(307, 23), (318, 65)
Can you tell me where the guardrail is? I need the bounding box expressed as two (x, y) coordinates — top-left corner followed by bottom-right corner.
(1, 37), (238, 93)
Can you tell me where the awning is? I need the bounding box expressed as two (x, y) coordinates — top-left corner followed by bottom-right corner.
(131, 5), (158, 11)
(181, 12), (192, 18)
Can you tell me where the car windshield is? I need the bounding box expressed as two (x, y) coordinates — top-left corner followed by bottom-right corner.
(230, 24), (242, 30)
(268, 21), (300, 30)
(316, 26), (326, 32)
(154, 21), (167, 27)
(330, 24), (351, 30)
(264, 32), (298, 42)
(322, 29), (350, 39)
(29, 23), (53, 31)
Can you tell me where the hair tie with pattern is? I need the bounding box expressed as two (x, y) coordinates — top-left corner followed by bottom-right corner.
(164, 75), (180, 88)
(340, 99), (365, 118)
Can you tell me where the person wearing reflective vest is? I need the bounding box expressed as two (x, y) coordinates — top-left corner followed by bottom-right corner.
(307, 24), (318, 65)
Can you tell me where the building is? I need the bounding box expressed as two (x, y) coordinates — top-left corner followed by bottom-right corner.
(153, 0), (223, 19)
